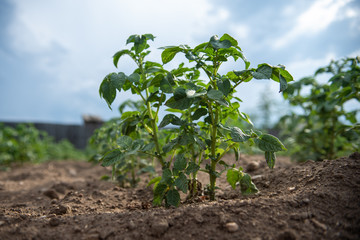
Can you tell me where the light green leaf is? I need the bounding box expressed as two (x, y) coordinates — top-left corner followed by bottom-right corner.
(227, 168), (240, 189)
(161, 46), (182, 64)
(240, 173), (259, 195)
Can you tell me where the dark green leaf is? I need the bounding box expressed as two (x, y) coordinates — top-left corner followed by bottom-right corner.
(279, 74), (287, 93)
(99, 76), (116, 109)
(192, 108), (208, 120)
(153, 183), (168, 206)
(166, 189), (180, 207)
(207, 89), (224, 100)
(265, 151), (276, 169)
(160, 168), (173, 184)
(116, 135), (132, 150)
(217, 79), (231, 96)
(159, 114), (183, 128)
(209, 35), (232, 50)
(230, 127), (251, 142)
(101, 149), (123, 167)
(185, 162), (200, 175)
(175, 172), (188, 193)
(113, 50), (132, 68)
(252, 64), (273, 79)
(162, 139), (178, 153)
(174, 154), (187, 171)
(255, 134), (287, 152)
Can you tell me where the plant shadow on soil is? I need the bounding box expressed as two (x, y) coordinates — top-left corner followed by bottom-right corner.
(0, 153), (359, 240)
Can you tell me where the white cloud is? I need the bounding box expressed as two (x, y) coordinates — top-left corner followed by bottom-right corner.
(285, 52), (336, 80)
(229, 23), (250, 41)
(7, 0), (230, 119)
(273, 0), (352, 49)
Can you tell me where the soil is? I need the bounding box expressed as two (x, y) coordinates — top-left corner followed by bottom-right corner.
(0, 152), (359, 240)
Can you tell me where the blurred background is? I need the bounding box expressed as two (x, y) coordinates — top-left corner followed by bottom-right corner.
(0, 0), (359, 125)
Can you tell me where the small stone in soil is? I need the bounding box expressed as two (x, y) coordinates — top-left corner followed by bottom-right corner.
(49, 204), (71, 215)
(49, 218), (61, 227)
(43, 189), (59, 200)
(225, 222), (239, 232)
(151, 219), (169, 236)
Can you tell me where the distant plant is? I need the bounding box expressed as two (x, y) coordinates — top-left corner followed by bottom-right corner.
(98, 33), (292, 206)
(278, 56), (360, 161)
(0, 123), (87, 168)
(89, 100), (155, 187)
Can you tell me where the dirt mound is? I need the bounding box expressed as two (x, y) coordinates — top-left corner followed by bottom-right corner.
(0, 153), (359, 240)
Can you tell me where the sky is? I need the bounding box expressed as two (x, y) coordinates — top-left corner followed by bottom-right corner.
(0, 0), (359, 124)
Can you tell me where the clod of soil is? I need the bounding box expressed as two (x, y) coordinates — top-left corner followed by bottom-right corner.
(0, 153), (359, 240)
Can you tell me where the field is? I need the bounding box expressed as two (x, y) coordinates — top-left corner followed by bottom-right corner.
(0, 153), (359, 240)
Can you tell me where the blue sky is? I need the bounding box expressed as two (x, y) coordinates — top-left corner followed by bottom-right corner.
(0, 0), (359, 124)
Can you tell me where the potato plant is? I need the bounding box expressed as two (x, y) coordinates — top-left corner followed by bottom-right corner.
(279, 56), (360, 161)
(98, 34), (292, 206)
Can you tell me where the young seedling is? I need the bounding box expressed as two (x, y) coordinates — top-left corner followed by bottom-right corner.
(160, 34), (292, 200)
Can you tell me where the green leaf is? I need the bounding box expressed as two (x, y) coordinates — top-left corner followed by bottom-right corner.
(265, 151), (276, 169)
(219, 33), (238, 47)
(230, 127), (251, 142)
(127, 73), (140, 83)
(161, 46), (182, 64)
(192, 108), (208, 120)
(279, 74), (288, 93)
(217, 79), (231, 96)
(113, 50), (132, 68)
(175, 172), (188, 193)
(252, 64), (273, 79)
(162, 139), (178, 153)
(116, 135), (132, 150)
(186, 89), (207, 98)
(227, 168), (240, 189)
(209, 35), (232, 50)
(159, 114), (183, 128)
(160, 168), (173, 185)
(153, 183), (168, 206)
(255, 134), (287, 152)
(101, 149), (123, 167)
(185, 162), (200, 175)
(165, 88), (193, 110)
(160, 73), (175, 93)
(99, 75), (117, 109)
(147, 176), (162, 187)
(207, 89), (224, 100)
(240, 173), (258, 195)
(174, 154), (187, 171)
(166, 189), (180, 207)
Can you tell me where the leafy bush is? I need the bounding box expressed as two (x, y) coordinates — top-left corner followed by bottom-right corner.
(278, 56), (360, 161)
(98, 33), (292, 206)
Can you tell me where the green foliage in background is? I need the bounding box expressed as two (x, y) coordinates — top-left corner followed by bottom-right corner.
(0, 123), (88, 168)
(98, 33), (292, 207)
(278, 56), (360, 161)
(89, 100), (155, 187)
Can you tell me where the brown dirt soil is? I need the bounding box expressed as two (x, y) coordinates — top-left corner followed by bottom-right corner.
(0, 153), (359, 240)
